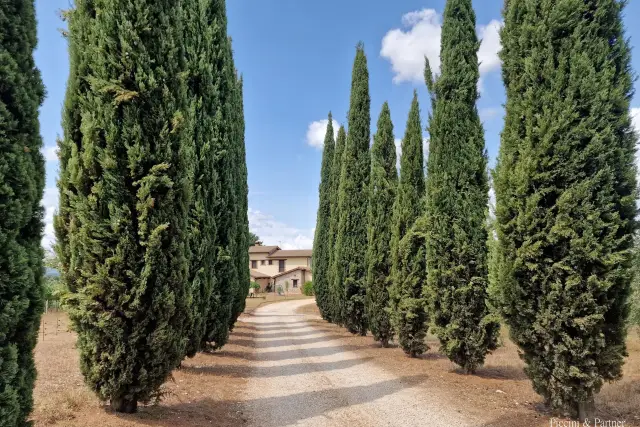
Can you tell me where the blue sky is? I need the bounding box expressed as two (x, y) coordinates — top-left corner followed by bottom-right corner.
(36, 0), (640, 250)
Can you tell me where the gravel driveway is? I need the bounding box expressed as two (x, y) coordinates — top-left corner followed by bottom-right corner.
(239, 299), (478, 427)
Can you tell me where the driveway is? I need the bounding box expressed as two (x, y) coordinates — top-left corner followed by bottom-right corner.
(239, 299), (478, 427)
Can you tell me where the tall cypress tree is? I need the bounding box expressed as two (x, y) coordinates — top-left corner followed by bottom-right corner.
(365, 102), (397, 347)
(183, 0), (221, 358)
(60, 0), (194, 412)
(328, 126), (346, 324)
(231, 72), (250, 328)
(424, 0), (499, 373)
(389, 91), (428, 357)
(495, 0), (637, 417)
(55, 4), (93, 290)
(202, 7), (239, 351)
(313, 113), (336, 320)
(333, 43), (371, 335)
(0, 1), (45, 423)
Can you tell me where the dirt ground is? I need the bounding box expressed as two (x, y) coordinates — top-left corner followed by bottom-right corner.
(30, 301), (639, 426)
(296, 303), (640, 427)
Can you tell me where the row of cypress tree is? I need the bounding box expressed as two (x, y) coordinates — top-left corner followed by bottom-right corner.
(0, 0), (46, 424)
(51, 0), (248, 414)
(313, 0), (637, 418)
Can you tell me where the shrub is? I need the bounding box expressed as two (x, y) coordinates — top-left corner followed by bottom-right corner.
(302, 281), (314, 296)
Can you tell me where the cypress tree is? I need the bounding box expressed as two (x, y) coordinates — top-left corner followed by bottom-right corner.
(333, 43), (371, 335)
(202, 7), (239, 351)
(313, 113), (336, 320)
(55, 4), (93, 290)
(231, 73), (250, 328)
(495, 0), (637, 417)
(365, 102), (397, 347)
(424, 0), (499, 373)
(389, 91), (428, 357)
(0, 0), (45, 423)
(328, 126), (346, 324)
(182, 0), (222, 358)
(60, 0), (194, 412)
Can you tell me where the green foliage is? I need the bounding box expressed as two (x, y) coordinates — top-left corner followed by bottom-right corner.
(313, 113), (336, 320)
(333, 43), (371, 335)
(495, 0), (637, 416)
(182, 0), (226, 358)
(365, 102), (398, 347)
(389, 91), (427, 356)
(249, 232), (262, 247)
(250, 282), (261, 292)
(58, 0), (195, 411)
(424, 0), (499, 373)
(390, 217), (429, 357)
(231, 74), (251, 330)
(328, 126), (347, 324)
(0, 0), (46, 422)
(201, 11), (247, 350)
(302, 281), (314, 297)
(631, 237), (640, 332)
(43, 276), (68, 303)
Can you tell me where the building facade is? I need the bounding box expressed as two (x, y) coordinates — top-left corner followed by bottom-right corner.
(249, 245), (313, 294)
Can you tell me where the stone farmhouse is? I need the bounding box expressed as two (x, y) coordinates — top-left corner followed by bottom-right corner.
(249, 245), (313, 294)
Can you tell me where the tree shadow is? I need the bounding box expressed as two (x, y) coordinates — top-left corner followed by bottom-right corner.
(122, 375), (429, 427)
(231, 328), (337, 340)
(229, 335), (348, 349)
(202, 344), (362, 362)
(182, 357), (374, 379)
(416, 351), (448, 361)
(469, 365), (529, 381)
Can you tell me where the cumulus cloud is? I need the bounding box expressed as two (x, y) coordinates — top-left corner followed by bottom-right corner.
(632, 108), (640, 135)
(42, 145), (58, 162)
(381, 9), (442, 84)
(394, 137), (430, 169)
(306, 119), (340, 149)
(479, 107), (502, 122)
(381, 9), (503, 85)
(248, 208), (314, 249)
(41, 187), (59, 251)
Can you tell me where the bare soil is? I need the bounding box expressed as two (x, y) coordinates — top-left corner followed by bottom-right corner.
(30, 300), (639, 426)
(295, 303), (640, 427)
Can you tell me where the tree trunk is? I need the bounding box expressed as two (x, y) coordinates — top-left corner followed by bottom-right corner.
(111, 397), (138, 413)
(577, 398), (594, 421)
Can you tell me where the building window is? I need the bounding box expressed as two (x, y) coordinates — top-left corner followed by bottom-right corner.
(308, 257), (312, 268)
(261, 260), (265, 265)
(279, 260), (285, 273)
(293, 279), (298, 288)
(251, 260), (257, 269)
(268, 260), (273, 265)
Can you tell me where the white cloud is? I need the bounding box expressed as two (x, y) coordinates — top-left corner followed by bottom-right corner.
(248, 208), (314, 249)
(306, 119), (340, 149)
(42, 145), (58, 162)
(381, 9), (442, 84)
(632, 108), (640, 136)
(632, 108), (640, 182)
(381, 9), (503, 85)
(41, 187), (59, 251)
(394, 137), (430, 170)
(479, 107), (502, 122)
(477, 20), (503, 76)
